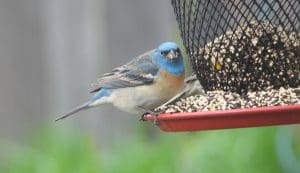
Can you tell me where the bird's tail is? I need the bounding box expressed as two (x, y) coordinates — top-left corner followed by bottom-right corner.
(55, 88), (111, 121)
(55, 102), (91, 121)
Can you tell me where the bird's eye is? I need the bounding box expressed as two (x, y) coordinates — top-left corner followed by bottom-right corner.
(161, 51), (169, 56)
(176, 48), (180, 53)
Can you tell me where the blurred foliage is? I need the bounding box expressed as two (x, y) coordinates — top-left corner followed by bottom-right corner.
(2, 124), (300, 173)
(179, 127), (281, 173)
(292, 126), (300, 159)
(0, 126), (102, 173)
(276, 126), (300, 173)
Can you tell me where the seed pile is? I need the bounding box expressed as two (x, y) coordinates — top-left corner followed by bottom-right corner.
(156, 87), (300, 113)
(193, 20), (300, 94)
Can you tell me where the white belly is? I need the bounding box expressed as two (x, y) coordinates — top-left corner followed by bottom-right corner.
(107, 70), (184, 114)
(108, 86), (171, 114)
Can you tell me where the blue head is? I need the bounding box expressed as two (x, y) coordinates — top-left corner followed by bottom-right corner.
(153, 42), (184, 75)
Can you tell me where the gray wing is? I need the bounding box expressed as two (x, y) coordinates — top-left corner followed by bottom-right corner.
(89, 51), (159, 93)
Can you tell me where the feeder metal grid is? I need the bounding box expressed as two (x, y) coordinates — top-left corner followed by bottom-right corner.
(171, 0), (300, 94)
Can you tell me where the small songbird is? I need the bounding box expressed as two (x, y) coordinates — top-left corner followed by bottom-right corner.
(55, 42), (185, 121)
(158, 74), (204, 107)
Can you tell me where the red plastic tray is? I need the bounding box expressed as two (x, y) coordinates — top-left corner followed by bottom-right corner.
(143, 104), (300, 132)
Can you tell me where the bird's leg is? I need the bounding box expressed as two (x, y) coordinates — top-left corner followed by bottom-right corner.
(139, 112), (148, 122)
(138, 106), (161, 125)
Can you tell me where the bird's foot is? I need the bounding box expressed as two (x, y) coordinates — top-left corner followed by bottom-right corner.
(139, 113), (148, 122)
(138, 106), (161, 125)
(152, 113), (159, 125)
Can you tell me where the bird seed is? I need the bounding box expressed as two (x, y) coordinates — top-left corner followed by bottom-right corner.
(192, 20), (300, 94)
(156, 87), (300, 113)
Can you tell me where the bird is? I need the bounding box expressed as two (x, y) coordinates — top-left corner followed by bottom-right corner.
(158, 73), (204, 108)
(55, 42), (185, 121)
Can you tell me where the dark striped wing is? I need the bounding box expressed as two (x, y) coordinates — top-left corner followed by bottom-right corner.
(89, 51), (159, 93)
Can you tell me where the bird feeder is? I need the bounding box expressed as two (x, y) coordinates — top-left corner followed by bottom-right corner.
(143, 0), (300, 132)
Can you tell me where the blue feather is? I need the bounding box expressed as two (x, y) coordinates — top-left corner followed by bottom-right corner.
(152, 42), (184, 76)
(158, 42), (179, 51)
(153, 55), (184, 75)
(91, 88), (112, 100)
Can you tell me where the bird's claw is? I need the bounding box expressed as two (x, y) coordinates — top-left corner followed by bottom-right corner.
(139, 113), (148, 121)
(139, 111), (161, 125)
(153, 114), (159, 125)
(138, 106), (162, 125)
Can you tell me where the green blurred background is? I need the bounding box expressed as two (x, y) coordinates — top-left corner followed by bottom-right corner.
(1, 124), (300, 173)
(0, 0), (299, 172)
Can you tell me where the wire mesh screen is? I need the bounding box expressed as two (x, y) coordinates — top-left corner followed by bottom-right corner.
(171, 0), (300, 94)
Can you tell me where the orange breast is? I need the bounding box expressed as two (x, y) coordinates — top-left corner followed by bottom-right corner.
(156, 69), (185, 96)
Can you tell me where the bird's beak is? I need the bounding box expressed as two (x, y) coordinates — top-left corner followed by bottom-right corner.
(167, 49), (178, 60)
